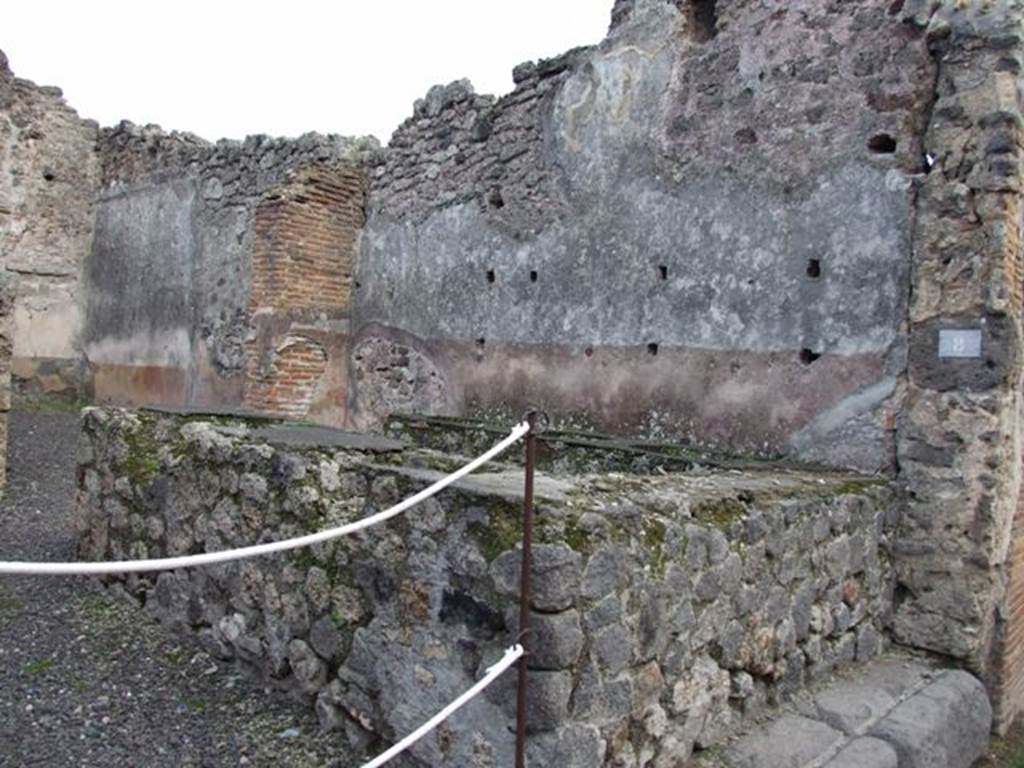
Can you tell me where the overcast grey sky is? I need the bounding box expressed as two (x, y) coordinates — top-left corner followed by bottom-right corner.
(2, 1), (611, 144)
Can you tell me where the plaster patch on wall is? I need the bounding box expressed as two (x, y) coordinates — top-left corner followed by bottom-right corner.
(84, 327), (193, 369)
(11, 275), (80, 359)
(350, 337), (450, 429)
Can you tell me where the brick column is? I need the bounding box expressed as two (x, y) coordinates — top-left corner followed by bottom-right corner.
(243, 163), (365, 424)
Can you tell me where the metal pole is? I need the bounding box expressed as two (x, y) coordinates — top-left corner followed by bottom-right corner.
(514, 411), (538, 768)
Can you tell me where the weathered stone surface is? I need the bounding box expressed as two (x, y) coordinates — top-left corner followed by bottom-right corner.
(581, 546), (629, 600)
(0, 270), (13, 492)
(699, 657), (987, 768)
(853, 658), (932, 700)
(288, 638), (327, 695)
(824, 737), (899, 768)
(890, 0), (1024, 730)
(814, 682), (898, 735)
(491, 543), (583, 612)
(725, 714), (843, 768)
(525, 670), (573, 733)
(869, 671), (991, 768)
(526, 724), (606, 768)
(308, 615), (345, 664)
(529, 544), (582, 612)
(528, 610), (584, 670)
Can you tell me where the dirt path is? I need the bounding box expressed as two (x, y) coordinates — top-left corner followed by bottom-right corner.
(0, 410), (351, 767)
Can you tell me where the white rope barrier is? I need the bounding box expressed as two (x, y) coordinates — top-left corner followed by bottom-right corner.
(361, 644), (524, 768)
(0, 421), (531, 576)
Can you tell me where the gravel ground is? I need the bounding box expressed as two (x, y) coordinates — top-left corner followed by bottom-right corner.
(0, 409), (352, 768)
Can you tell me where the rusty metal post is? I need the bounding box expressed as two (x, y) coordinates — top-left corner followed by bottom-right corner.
(515, 411), (539, 768)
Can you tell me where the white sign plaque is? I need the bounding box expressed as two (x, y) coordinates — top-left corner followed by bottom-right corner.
(938, 329), (982, 358)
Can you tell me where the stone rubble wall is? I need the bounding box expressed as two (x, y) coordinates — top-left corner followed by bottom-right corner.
(892, 0), (1024, 730)
(76, 406), (897, 766)
(0, 49), (99, 399)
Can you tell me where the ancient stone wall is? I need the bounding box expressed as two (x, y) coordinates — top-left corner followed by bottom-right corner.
(0, 49), (99, 398)
(353, 0), (934, 473)
(75, 406), (897, 766)
(87, 124), (370, 419)
(9, 0), (1024, 738)
(354, 1), (1024, 727)
(0, 270), (16, 490)
(892, 0), (1024, 731)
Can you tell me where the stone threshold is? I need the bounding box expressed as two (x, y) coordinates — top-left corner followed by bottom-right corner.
(696, 655), (991, 768)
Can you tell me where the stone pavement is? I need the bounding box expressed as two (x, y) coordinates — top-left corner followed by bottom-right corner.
(699, 656), (991, 768)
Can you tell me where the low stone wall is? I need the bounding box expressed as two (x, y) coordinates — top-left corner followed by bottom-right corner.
(75, 407), (898, 766)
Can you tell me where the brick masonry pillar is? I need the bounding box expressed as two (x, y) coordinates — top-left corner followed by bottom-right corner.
(243, 163), (365, 424)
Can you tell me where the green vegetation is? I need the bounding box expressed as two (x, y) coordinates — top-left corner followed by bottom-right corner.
(826, 478), (888, 496)
(184, 697), (209, 714)
(12, 393), (86, 414)
(75, 592), (125, 628)
(644, 518), (667, 578)
(24, 658), (54, 675)
(0, 583), (22, 613)
(976, 720), (1024, 768)
(562, 517), (591, 553)
(474, 499), (522, 561)
(692, 497), (747, 528)
(161, 648), (185, 667)
(121, 417), (163, 486)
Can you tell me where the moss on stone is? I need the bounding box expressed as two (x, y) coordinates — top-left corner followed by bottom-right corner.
(474, 499), (523, 562)
(290, 549), (321, 571)
(692, 497), (748, 528)
(826, 478), (887, 496)
(745, 476), (889, 507)
(644, 518), (667, 578)
(13, 393), (86, 414)
(121, 416), (163, 486)
(563, 517), (591, 553)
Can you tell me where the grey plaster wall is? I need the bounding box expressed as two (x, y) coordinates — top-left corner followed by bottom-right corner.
(85, 178), (198, 373)
(361, 166), (909, 356)
(353, 0), (934, 472)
